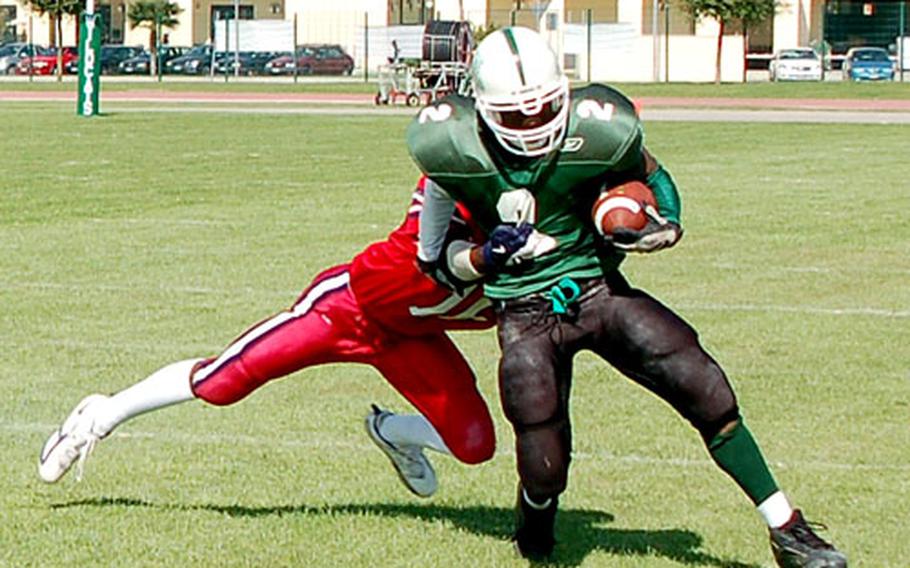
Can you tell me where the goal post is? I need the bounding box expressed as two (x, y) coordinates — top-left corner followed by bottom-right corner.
(77, 1), (102, 117)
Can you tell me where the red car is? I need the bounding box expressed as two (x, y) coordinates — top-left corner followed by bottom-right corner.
(265, 44), (354, 75)
(16, 46), (78, 75)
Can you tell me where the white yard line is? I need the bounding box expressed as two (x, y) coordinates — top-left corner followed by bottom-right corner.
(0, 280), (285, 297)
(88, 217), (234, 226)
(0, 216), (382, 230)
(148, 105), (910, 124)
(710, 262), (910, 276)
(106, 105), (416, 116)
(641, 108), (910, 124)
(676, 302), (910, 318)
(18, 101), (908, 124)
(0, 337), (219, 353)
(8, 421), (908, 473)
(4, 280), (906, 319)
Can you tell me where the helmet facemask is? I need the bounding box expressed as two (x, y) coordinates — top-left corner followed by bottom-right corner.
(470, 27), (570, 158)
(476, 76), (569, 157)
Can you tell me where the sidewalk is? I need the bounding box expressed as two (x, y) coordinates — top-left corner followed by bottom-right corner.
(0, 89), (370, 104)
(637, 96), (910, 112)
(2, 83), (909, 113)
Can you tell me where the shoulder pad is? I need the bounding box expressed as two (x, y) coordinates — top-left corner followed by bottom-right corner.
(406, 95), (494, 179)
(571, 83), (638, 116)
(562, 84), (643, 170)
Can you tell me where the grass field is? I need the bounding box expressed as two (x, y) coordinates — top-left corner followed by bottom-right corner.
(1, 77), (910, 100)
(1, 102), (908, 567)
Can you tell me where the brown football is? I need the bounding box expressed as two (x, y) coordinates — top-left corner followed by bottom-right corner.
(592, 181), (657, 236)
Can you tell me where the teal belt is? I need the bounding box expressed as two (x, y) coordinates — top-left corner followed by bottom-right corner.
(548, 277), (581, 315)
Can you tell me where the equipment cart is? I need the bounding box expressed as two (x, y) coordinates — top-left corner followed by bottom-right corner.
(374, 20), (473, 107)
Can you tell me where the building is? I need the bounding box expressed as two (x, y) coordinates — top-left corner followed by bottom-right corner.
(1, 0), (906, 81)
(0, 0), (284, 49)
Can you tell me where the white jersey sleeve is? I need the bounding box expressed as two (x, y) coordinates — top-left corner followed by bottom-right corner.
(416, 178), (457, 263)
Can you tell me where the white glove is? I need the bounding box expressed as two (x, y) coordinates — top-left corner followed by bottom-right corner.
(506, 228), (558, 266)
(609, 204), (682, 253)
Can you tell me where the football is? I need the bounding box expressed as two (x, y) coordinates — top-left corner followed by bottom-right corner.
(591, 181), (657, 237)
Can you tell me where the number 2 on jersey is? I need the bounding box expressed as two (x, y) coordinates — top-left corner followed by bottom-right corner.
(418, 103), (453, 124)
(576, 100), (615, 122)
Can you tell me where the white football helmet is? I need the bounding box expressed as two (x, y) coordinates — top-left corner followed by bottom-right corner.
(471, 27), (569, 158)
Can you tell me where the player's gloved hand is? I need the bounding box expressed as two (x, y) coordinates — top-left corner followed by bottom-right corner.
(481, 223), (535, 270)
(417, 256), (467, 295)
(609, 204), (683, 253)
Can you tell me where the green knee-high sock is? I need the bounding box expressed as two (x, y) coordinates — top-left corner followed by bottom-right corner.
(708, 418), (779, 505)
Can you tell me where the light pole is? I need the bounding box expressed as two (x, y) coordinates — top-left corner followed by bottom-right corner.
(664, 0), (670, 82)
(155, 12), (162, 81)
(900, 0), (906, 82)
(118, 3), (125, 43)
(233, 0), (239, 77)
(652, 0), (660, 81)
(27, 14), (33, 82)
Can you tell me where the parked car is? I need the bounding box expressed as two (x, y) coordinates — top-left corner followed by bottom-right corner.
(118, 53), (148, 75)
(100, 45), (146, 74)
(0, 43), (50, 75)
(247, 51), (289, 75)
(16, 46), (78, 75)
(165, 44), (213, 75)
(265, 44), (354, 76)
(119, 46), (186, 75)
(213, 51), (254, 75)
(768, 48), (823, 81)
(64, 53), (78, 74)
(212, 51), (286, 76)
(842, 47), (896, 81)
(63, 44), (146, 74)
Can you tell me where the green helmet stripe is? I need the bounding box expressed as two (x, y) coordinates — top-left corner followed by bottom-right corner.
(503, 28), (527, 86)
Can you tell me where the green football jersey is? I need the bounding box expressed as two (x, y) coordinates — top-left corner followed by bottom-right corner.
(407, 84), (648, 299)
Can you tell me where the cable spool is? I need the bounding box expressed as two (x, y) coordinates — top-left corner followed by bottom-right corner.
(422, 20), (474, 64)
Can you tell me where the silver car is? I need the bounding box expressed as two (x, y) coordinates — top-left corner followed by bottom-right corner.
(768, 48), (823, 81)
(0, 43), (50, 75)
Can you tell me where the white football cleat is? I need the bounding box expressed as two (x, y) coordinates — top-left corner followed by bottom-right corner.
(365, 405), (437, 498)
(38, 394), (109, 483)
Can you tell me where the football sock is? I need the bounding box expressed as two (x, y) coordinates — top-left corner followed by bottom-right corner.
(522, 487), (553, 510)
(379, 414), (452, 455)
(757, 490), (795, 528)
(91, 359), (199, 436)
(707, 417), (780, 507)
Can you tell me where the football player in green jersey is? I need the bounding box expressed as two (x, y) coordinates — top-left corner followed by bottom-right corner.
(408, 27), (846, 568)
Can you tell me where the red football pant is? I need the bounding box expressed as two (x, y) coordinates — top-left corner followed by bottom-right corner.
(190, 265), (495, 465)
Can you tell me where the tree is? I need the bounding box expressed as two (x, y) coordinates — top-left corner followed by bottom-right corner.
(127, 0), (182, 76)
(732, 0), (777, 82)
(472, 22), (499, 43)
(677, 0), (735, 83)
(678, 0), (776, 83)
(25, 0), (81, 81)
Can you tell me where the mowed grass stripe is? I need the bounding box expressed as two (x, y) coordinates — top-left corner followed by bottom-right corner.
(5, 422), (910, 476)
(2, 104), (908, 567)
(4, 280), (908, 318)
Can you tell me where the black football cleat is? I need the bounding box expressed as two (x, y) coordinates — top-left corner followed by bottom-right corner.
(513, 485), (558, 561)
(769, 509), (847, 568)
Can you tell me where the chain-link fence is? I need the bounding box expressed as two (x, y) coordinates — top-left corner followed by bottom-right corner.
(3, 2), (908, 82)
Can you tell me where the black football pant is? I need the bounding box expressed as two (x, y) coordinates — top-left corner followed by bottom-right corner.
(494, 272), (738, 500)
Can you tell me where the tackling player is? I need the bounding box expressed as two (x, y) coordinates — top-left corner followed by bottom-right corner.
(409, 27), (846, 567)
(38, 177), (527, 498)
